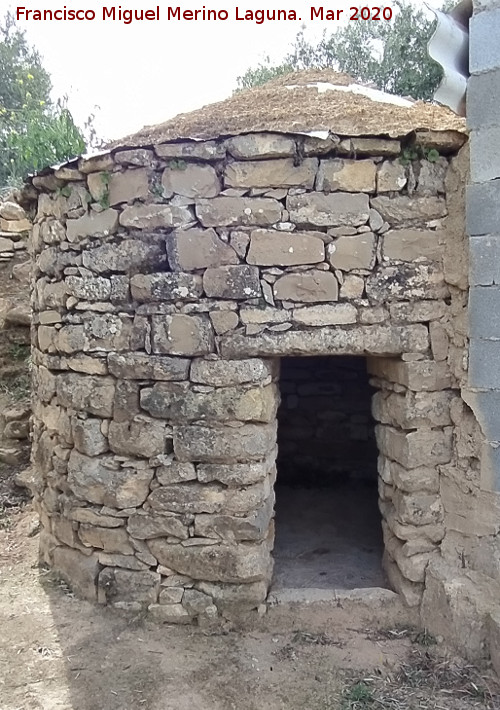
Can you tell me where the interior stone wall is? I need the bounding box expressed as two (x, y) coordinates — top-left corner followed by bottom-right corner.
(29, 129), (474, 625)
(277, 356), (378, 487)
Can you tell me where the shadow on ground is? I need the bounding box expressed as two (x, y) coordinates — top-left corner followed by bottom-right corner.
(1, 509), (499, 710)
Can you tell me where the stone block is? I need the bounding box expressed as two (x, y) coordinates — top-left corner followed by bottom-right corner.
(66, 209), (118, 241)
(226, 133), (296, 159)
(108, 353), (190, 381)
(370, 196), (447, 226)
(56, 373), (115, 417)
(367, 358), (451, 391)
(67, 450), (153, 508)
(382, 229), (442, 262)
(0, 201), (26, 220)
(366, 263), (448, 303)
(417, 159), (447, 196)
(194, 499), (273, 542)
(286, 192), (370, 228)
(196, 197), (282, 227)
(376, 426), (452, 469)
(119, 203), (193, 229)
(114, 148), (154, 166)
(148, 603), (192, 623)
(469, 339), (500, 388)
(98, 568), (160, 604)
(79, 525), (134, 554)
(389, 301), (447, 323)
(162, 163), (220, 198)
(127, 512), (189, 540)
(155, 140), (226, 161)
(377, 161), (407, 192)
(467, 180), (500, 236)
(140, 383), (277, 423)
(65, 276), (111, 301)
(382, 552), (423, 607)
(147, 540), (271, 583)
(469, 235), (500, 285)
(197, 453), (275, 486)
(421, 559), (500, 662)
(220, 325), (429, 359)
(327, 233), (376, 270)
(350, 137), (401, 156)
(471, 127), (500, 183)
(106, 169), (149, 205)
(130, 272), (202, 302)
(166, 228), (238, 271)
(72, 417), (108, 456)
(52, 546), (99, 601)
(82, 239), (166, 273)
(247, 230), (325, 266)
(240, 308), (289, 325)
(197, 580), (268, 614)
(173, 422), (277, 463)
(470, 8), (500, 73)
(203, 265), (261, 299)
(340, 275), (365, 299)
(0, 236), (14, 252)
(316, 159), (377, 193)
(152, 315), (214, 356)
(156, 461), (197, 485)
(190, 358), (275, 386)
(372, 390), (453, 429)
(108, 418), (167, 457)
(467, 70), (500, 129)
(292, 304), (357, 326)
(209, 310), (239, 334)
(273, 271), (338, 302)
(148, 479), (269, 515)
(82, 314), (132, 353)
(113, 380), (140, 423)
(380, 459), (439, 494)
(225, 158), (318, 189)
(393, 490), (443, 527)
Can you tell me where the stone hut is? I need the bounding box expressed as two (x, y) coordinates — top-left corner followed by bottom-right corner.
(29, 70), (498, 657)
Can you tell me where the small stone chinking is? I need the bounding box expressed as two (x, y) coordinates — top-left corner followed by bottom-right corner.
(28, 128), (477, 624)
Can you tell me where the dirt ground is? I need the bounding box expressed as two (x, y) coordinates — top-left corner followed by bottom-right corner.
(1, 507), (499, 710)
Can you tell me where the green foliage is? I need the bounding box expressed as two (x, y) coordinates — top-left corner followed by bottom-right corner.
(97, 171), (111, 208)
(237, 0), (445, 101)
(168, 159), (188, 171)
(399, 145), (441, 166)
(237, 58), (294, 91)
(341, 682), (375, 708)
(0, 13), (88, 188)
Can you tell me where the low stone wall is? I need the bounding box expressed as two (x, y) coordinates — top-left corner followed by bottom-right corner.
(27, 129), (484, 628)
(0, 197), (32, 474)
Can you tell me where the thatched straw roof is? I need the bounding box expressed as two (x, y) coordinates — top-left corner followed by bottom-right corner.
(110, 70), (467, 150)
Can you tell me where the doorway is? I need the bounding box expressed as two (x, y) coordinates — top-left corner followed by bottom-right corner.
(272, 356), (386, 591)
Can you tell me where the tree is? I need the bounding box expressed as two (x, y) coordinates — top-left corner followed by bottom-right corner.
(0, 13), (87, 188)
(237, 0), (446, 101)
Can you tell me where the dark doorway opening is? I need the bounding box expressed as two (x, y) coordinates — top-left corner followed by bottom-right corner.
(272, 356), (386, 591)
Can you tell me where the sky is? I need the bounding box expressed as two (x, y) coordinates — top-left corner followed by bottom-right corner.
(9, 0), (444, 144)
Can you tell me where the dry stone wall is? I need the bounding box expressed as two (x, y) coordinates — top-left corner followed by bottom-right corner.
(29, 130), (477, 623)
(0, 196), (32, 472)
